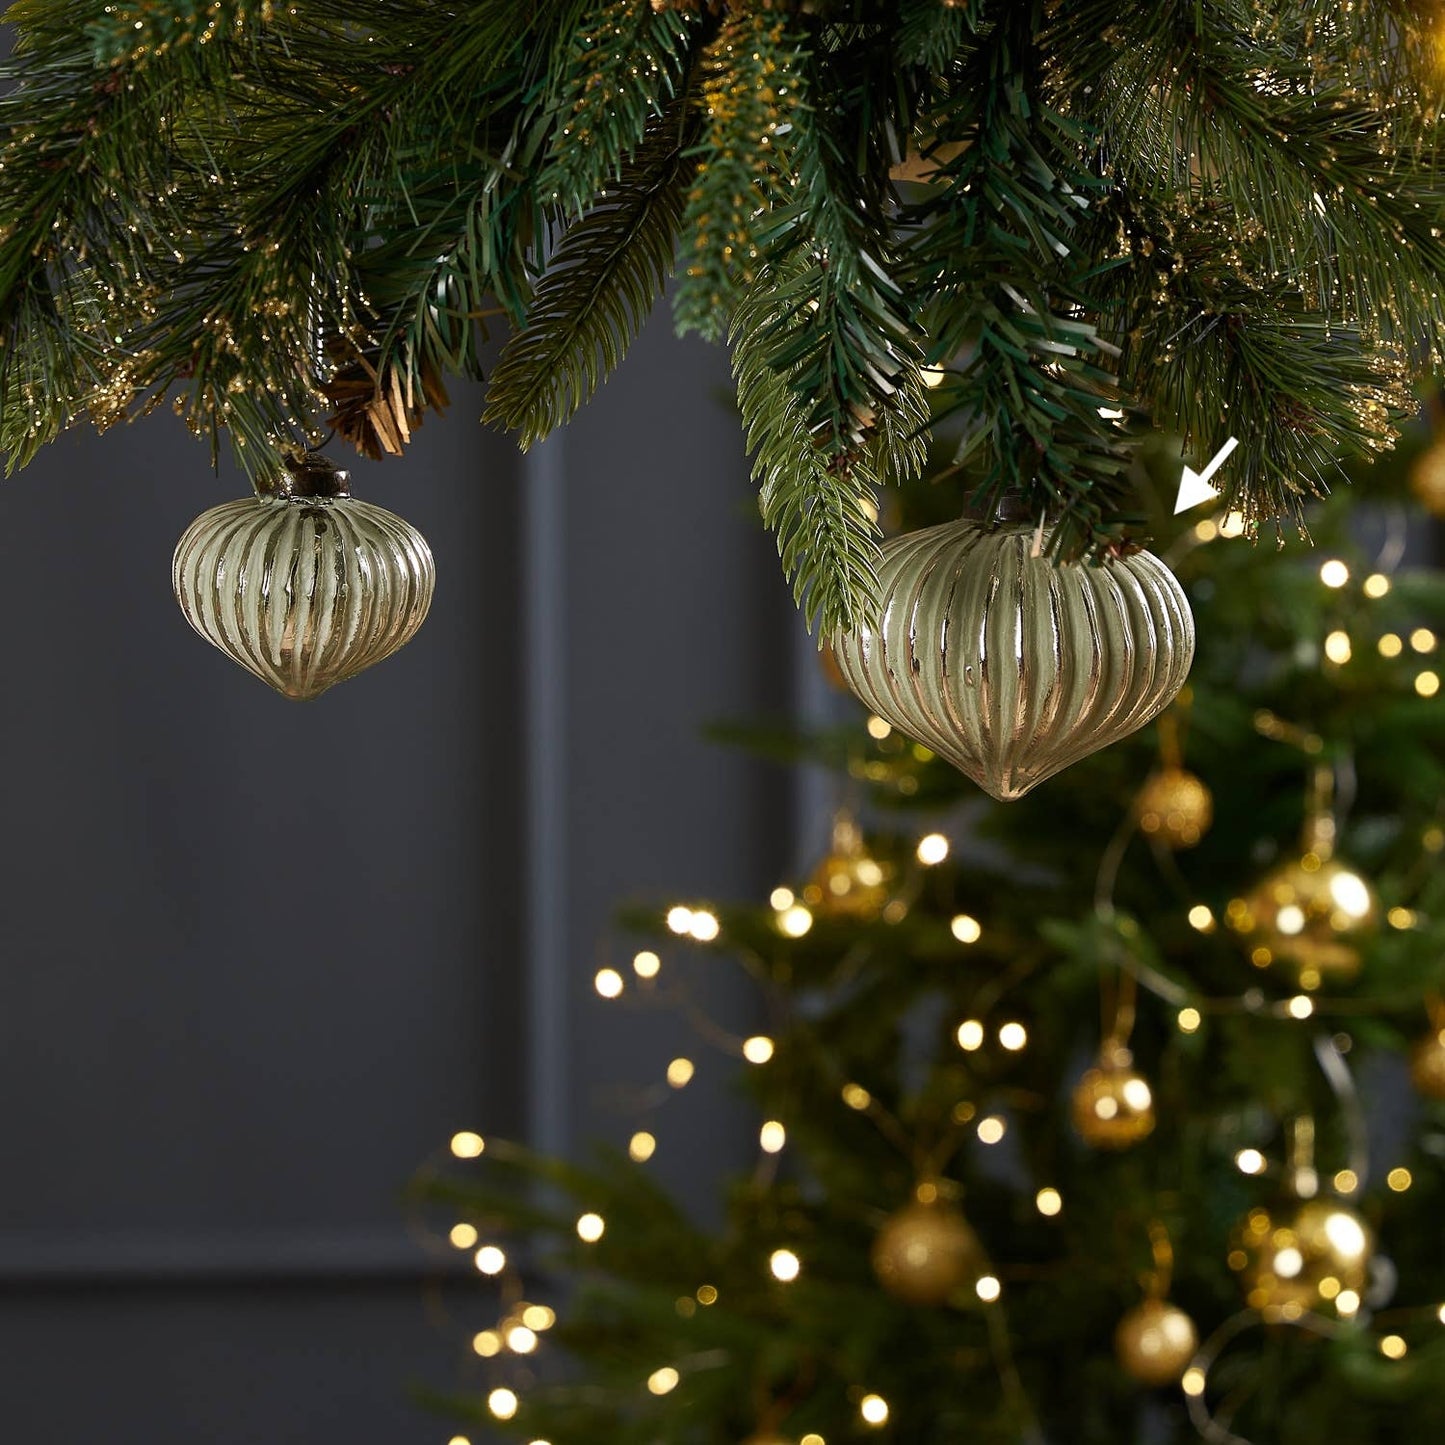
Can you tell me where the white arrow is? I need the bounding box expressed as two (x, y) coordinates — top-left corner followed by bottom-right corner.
(1174, 436), (1239, 515)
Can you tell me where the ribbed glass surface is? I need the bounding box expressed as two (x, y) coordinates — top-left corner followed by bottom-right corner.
(173, 495), (435, 700)
(833, 520), (1195, 800)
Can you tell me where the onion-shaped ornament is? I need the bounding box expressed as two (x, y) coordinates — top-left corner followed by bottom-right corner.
(173, 451), (434, 700)
(832, 518), (1194, 801)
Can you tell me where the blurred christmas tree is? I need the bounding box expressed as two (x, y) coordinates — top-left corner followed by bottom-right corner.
(415, 438), (1445, 1443)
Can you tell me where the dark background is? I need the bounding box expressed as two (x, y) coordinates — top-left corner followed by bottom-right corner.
(0, 315), (801, 1441)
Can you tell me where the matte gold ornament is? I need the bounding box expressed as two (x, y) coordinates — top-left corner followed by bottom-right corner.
(801, 813), (892, 921)
(1232, 1198), (1372, 1319)
(1410, 437), (1445, 518)
(1114, 1298), (1199, 1386)
(1136, 767), (1213, 849)
(1071, 1046), (1156, 1149)
(871, 1196), (983, 1306)
(831, 519), (1194, 801)
(173, 452), (435, 700)
(1409, 1029), (1445, 1099)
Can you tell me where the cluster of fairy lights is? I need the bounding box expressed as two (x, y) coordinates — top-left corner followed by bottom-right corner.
(438, 515), (1445, 1441)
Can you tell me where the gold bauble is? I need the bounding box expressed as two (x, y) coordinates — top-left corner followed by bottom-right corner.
(1409, 1029), (1445, 1099)
(1071, 1051), (1156, 1149)
(801, 814), (891, 921)
(1411, 438), (1445, 518)
(1232, 1199), (1373, 1319)
(1136, 768), (1213, 849)
(1114, 1298), (1199, 1386)
(871, 1199), (983, 1306)
(1229, 852), (1378, 986)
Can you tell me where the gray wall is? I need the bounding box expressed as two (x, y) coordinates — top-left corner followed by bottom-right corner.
(0, 314), (796, 1440)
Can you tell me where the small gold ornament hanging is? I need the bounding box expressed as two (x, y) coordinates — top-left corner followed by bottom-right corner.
(1071, 1044), (1156, 1150)
(871, 1189), (983, 1307)
(1409, 1024), (1445, 1099)
(172, 450), (435, 700)
(1228, 771), (1377, 987)
(1410, 435), (1445, 518)
(1115, 1298), (1199, 1386)
(831, 515), (1194, 801)
(1232, 1198), (1373, 1319)
(1136, 767), (1213, 849)
(801, 812), (892, 922)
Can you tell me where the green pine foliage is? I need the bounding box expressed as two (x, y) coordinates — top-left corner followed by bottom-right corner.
(3, 2), (1445, 626)
(417, 445), (1445, 1444)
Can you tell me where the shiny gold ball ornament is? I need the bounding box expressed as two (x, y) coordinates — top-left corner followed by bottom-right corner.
(1114, 1299), (1200, 1386)
(870, 1198), (983, 1306)
(1232, 1199), (1373, 1318)
(801, 814), (892, 921)
(1410, 437), (1445, 518)
(173, 452), (435, 700)
(831, 519), (1194, 801)
(1230, 851), (1378, 985)
(1409, 1029), (1445, 1099)
(1136, 767), (1213, 849)
(1071, 1048), (1156, 1149)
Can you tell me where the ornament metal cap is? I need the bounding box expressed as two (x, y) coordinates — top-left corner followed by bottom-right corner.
(262, 446), (353, 499)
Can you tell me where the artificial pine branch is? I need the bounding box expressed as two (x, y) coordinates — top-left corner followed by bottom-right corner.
(485, 101), (696, 449)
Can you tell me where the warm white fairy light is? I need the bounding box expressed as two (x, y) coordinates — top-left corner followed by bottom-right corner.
(1363, 573), (1390, 598)
(629, 1131), (657, 1162)
(1412, 627), (1437, 653)
(576, 1213), (606, 1243)
(777, 903), (814, 938)
(1319, 559), (1349, 588)
(1182, 1367), (1206, 1396)
(800, 1435), (825, 1445)
(448, 1436), (471, 1445)
(866, 714), (892, 739)
(975, 1275), (1001, 1302)
(1388, 907), (1416, 929)
(594, 968), (624, 999)
(759, 1120), (786, 1153)
(1324, 630), (1352, 664)
(450, 1131), (485, 1159)
(1334, 1169), (1359, 1194)
(666, 906), (694, 934)
(917, 833), (950, 865)
(769, 1248), (801, 1282)
(1388, 1167), (1413, 1192)
(474, 1245), (506, 1275)
(1436, 1303), (1445, 1325)
(447, 1223), (477, 1250)
(770, 887), (795, 910)
(1235, 1148), (1266, 1175)
(1287, 995), (1315, 1019)
(632, 950), (660, 979)
(1417, 670), (1440, 698)
(950, 913), (982, 944)
(1218, 510), (1247, 539)
(1187, 904), (1215, 932)
(1381, 1335), (1408, 1359)
(488, 1388), (518, 1420)
(1336, 1289), (1361, 1316)
(1177, 1007), (1202, 1033)
(667, 1057), (695, 1088)
(647, 1367), (680, 1395)
(688, 909), (720, 942)
(1379, 632), (1404, 658)
(998, 1022), (1027, 1051)
(955, 1019), (985, 1051)
(472, 1331), (501, 1358)
(859, 1395), (889, 1426)
(842, 1082), (872, 1110)
(977, 1115), (1006, 1144)
(743, 1035), (775, 1064)
(507, 1325), (538, 1354)
(1035, 1188), (1062, 1216)
(696, 1284), (719, 1305)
